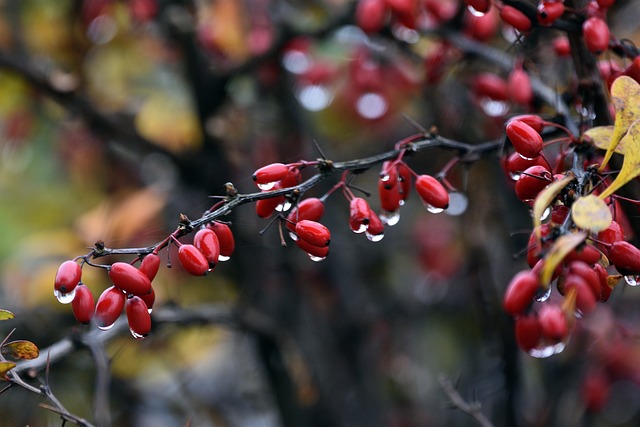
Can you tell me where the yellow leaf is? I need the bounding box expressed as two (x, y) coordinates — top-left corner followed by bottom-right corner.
(585, 125), (624, 153)
(0, 361), (15, 380)
(599, 76), (640, 171)
(1, 340), (39, 360)
(533, 174), (575, 235)
(599, 119), (640, 200)
(0, 309), (14, 321)
(540, 232), (587, 287)
(571, 194), (612, 233)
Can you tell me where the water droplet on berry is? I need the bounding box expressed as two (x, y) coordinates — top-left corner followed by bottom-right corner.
(98, 322), (116, 331)
(425, 204), (444, 214)
(352, 223), (368, 234)
(308, 254), (326, 262)
(276, 200), (292, 212)
(538, 206), (551, 222)
(445, 192), (468, 216)
(257, 182), (276, 191)
(54, 288), (77, 304)
(479, 98), (510, 117)
(534, 286), (552, 302)
(467, 5), (486, 17)
(380, 174), (391, 182)
(380, 210), (400, 226)
(624, 275), (640, 286)
(509, 171), (522, 181)
(398, 199), (406, 206)
(528, 341), (566, 358)
(218, 255), (231, 262)
(366, 232), (384, 242)
(289, 231), (299, 241)
(129, 328), (147, 340)
(518, 152), (537, 161)
(147, 308), (153, 314)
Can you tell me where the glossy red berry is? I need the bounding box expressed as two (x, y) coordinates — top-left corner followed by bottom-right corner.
(537, 2), (564, 26)
(515, 165), (552, 202)
(72, 284), (94, 324)
(564, 243), (602, 265)
(567, 261), (603, 301)
(252, 163), (290, 189)
(178, 244), (210, 276)
(54, 260), (82, 295)
(552, 36), (571, 56)
(508, 114), (545, 134)
(207, 222), (235, 261)
(582, 17), (610, 54)
(504, 271), (540, 316)
(473, 72), (509, 101)
(415, 175), (449, 211)
(279, 167), (302, 188)
(397, 162), (412, 201)
(506, 120), (544, 159)
(515, 314), (542, 352)
(608, 241), (640, 276)
(140, 286), (156, 312)
(507, 66), (533, 105)
(349, 197), (371, 234)
(94, 286), (126, 330)
(356, 0), (388, 33)
(255, 192), (286, 219)
(538, 304), (569, 342)
(592, 263), (612, 302)
(464, 0), (490, 14)
(139, 253), (161, 281)
(505, 151), (548, 181)
(286, 197), (325, 232)
(194, 228), (220, 268)
(295, 220), (331, 247)
(596, 0), (615, 10)
(564, 274), (597, 316)
(295, 238), (329, 260)
(500, 5), (532, 32)
(126, 295), (152, 339)
(366, 208), (385, 241)
(109, 262), (152, 296)
(597, 220), (625, 255)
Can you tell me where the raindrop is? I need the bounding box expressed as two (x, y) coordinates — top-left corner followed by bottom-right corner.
(289, 232), (299, 241)
(276, 200), (292, 212)
(54, 288), (77, 304)
(467, 5), (486, 17)
(257, 182), (277, 191)
(308, 254), (326, 262)
(479, 98), (510, 117)
(624, 276), (640, 286)
(534, 286), (552, 302)
(296, 84), (333, 111)
(147, 309), (153, 314)
(445, 192), (468, 216)
(509, 171), (522, 181)
(518, 152), (537, 161)
(352, 223), (368, 234)
(356, 92), (388, 120)
(528, 341), (566, 358)
(366, 232), (384, 242)
(130, 328), (147, 340)
(538, 206), (551, 222)
(380, 210), (400, 226)
(425, 204), (444, 214)
(98, 322), (116, 331)
(218, 255), (231, 262)
(380, 174), (391, 182)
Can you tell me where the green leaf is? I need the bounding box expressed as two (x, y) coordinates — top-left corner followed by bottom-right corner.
(0, 310), (14, 321)
(571, 194), (612, 233)
(599, 76), (640, 171)
(599, 119), (640, 200)
(1, 340), (39, 360)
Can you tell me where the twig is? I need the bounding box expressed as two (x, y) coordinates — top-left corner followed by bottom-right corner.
(439, 375), (495, 427)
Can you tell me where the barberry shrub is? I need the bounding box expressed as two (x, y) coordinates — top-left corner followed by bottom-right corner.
(2, 0), (640, 426)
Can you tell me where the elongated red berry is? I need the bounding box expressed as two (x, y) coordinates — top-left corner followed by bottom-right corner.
(194, 228), (220, 268)
(473, 72), (508, 101)
(583, 17), (610, 54)
(256, 193), (285, 218)
(465, 0), (490, 13)
(564, 274), (597, 316)
(295, 238), (329, 260)
(505, 151), (548, 180)
(178, 244), (209, 276)
(350, 197), (371, 233)
(109, 262), (152, 296)
(415, 175), (449, 211)
(504, 271), (540, 316)
(72, 284), (94, 324)
(140, 286), (156, 312)
(508, 67), (533, 105)
(597, 220), (625, 255)
(397, 162), (412, 201)
(126, 295), (152, 338)
(515, 165), (552, 202)
(567, 261), (602, 301)
(54, 260), (82, 295)
(506, 120), (544, 159)
(295, 220), (330, 247)
(500, 5), (532, 32)
(356, 0), (388, 33)
(287, 198), (325, 232)
(366, 208), (385, 241)
(139, 253), (161, 281)
(95, 286), (126, 330)
(515, 314), (542, 352)
(538, 304), (569, 342)
(608, 241), (640, 275)
(252, 163), (289, 189)
(537, 2), (564, 26)
(207, 222), (235, 261)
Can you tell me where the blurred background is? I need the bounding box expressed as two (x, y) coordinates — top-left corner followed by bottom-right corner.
(1, 0), (640, 426)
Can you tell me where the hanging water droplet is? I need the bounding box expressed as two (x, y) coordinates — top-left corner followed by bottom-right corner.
(624, 275), (640, 286)
(308, 254), (326, 262)
(276, 200), (292, 212)
(218, 255), (231, 262)
(366, 232), (384, 242)
(398, 200), (406, 206)
(129, 328), (147, 340)
(445, 192), (468, 216)
(509, 171), (522, 181)
(534, 286), (552, 302)
(528, 341), (566, 358)
(257, 181), (276, 191)
(467, 5), (486, 17)
(98, 322), (116, 331)
(352, 223), (368, 234)
(380, 173), (391, 182)
(54, 288), (77, 304)
(289, 231), (299, 241)
(147, 308), (153, 314)
(425, 203), (445, 214)
(538, 206), (551, 222)
(380, 210), (400, 226)
(479, 98), (510, 117)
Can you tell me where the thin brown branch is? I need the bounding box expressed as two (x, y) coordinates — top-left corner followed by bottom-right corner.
(439, 375), (495, 427)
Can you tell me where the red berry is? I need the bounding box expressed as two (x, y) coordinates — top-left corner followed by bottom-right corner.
(207, 222), (235, 261)
(596, 0), (615, 8)
(109, 262), (152, 296)
(472, 72), (508, 101)
(592, 263), (612, 302)
(295, 238), (330, 260)
(464, 7), (500, 42)
(279, 167), (302, 188)
(527, 224), (552, 268)
(385, 0), (418, 29)
(515, 314), (542, 352)
(582, 17), (610, 54)
(95, 286), (126, 330)
(126, 295), (152, 338)
(366, 208), (385, 241)
(356, 0), (388, 33)
(193, 228), (220, 269)
(552, 36), (571, 56)
(581, 369), (611, 413)
(295, 220), (331, 247)
(415, 175), (449, 211)
(504, 271), (540, 316)
(567, 261), (602, 301)
(178, 244), (210, 276)
(564, 243), (602, 265)
(349, 197), (371, 234)
(515, 165), (552, 202)
(54, 260), (82, 295)
(538, 304), (569, 342)
(537, 2), (564, 26)
(255, 192), (285, 219)
(596, 220), (625, 255)
(564, 274), (597, 316)
(505, 151), (548, 181)
(252, 163), (289, 188)
(508, 114), (545, 134)
(608, 241), (640, 276)
(507, 67), (533, 105)
(139, 253), (161, 282)
(464, 0), (490, 14)
(397, 162), (412, 201)
(506, 120), (544, 159)
(286, 197), (325, 232)
(500, 5), (532, 32)
(140, 286), (156, 312)
(72, 284), (94, 324)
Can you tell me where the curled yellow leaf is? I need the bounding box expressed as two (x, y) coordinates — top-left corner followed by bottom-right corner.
(0, 361), (16, 380)
(599, 76), (640, 171)
(1, 340), (39, 360)
(540, 231), (587, 287)
(533, 174), (575, 236)
(0, 309), (14, 321)
(599, 119), (640, 200)
(571, 194), (612, 233)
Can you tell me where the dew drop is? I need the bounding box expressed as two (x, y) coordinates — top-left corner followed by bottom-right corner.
(624, 275), (640, 286)
(479, 98), (510, 117)
(380, 174), (391, 182)
(425, 203), (444, 214)
(538, 206), (551, 222)
(218, 255), (231, 262)
(147, 308), (153, 314)
(54, 288), (77, 304)
(130, 328), (147, 340)
(352, 223), (368, 234)
(380, 210), (400, 226)
(467, 5), (486, 17)
(308, 254), (326, 262)
(534, 286), (552, 302)
(366, 232), (384, 242)
(398, 200), (406, 206)
(288, 231), (299, 241)
(257, 181), (276, 191)
(276, 200), (292, 212)
(98, 323), (116, 331)
(528, 341), (566, 358)
(509, 171), (522, 181)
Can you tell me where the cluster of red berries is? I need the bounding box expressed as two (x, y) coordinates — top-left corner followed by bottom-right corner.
(53, 221), (235, 338)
